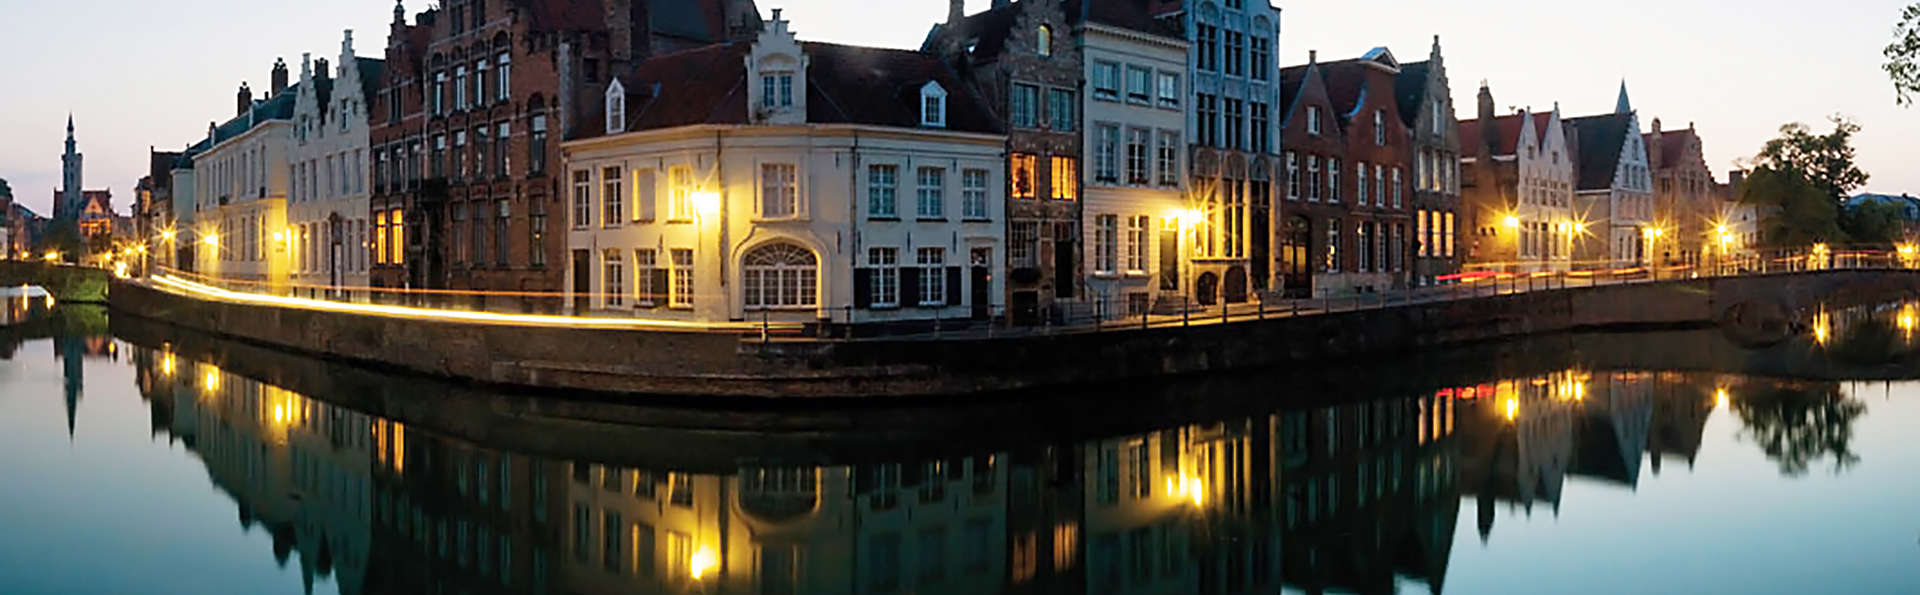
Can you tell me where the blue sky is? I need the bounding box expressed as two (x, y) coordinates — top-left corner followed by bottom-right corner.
(3, 0), (1915, 215)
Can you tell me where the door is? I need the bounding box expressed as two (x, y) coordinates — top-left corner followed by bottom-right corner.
(1281, 215), (1312, 298)
(570, 249), (591, 314)
(971, 248), (992, 321)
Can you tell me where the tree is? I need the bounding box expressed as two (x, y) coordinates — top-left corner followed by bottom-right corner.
(1753, 117), (1869, 204)
(1841, 199), (1907, 245)
(1741, 166), (1843, 247)
(1886, 4), (1920, 106)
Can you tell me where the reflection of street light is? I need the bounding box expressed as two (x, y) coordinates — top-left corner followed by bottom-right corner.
(1714, 387), (1730, 409)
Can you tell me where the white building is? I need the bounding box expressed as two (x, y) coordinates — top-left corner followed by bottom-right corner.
(192, 67), (297, 291)
(287, 31), (382, 299)
(1078, 5), (1190, 318)
(1567, 85), (1654, 267)
(561, 12), (1006, 328)
(1461, 98), (1577, 273)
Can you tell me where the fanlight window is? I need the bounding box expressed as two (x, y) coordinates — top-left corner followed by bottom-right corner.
(743, 243), (818, 309)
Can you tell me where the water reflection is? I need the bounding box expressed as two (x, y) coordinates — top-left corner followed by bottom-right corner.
(104, 341), (1888, 595)
(5, 300), (1915, 593)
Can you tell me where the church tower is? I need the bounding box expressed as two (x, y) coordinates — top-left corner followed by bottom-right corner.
(60, 115), (84, 222)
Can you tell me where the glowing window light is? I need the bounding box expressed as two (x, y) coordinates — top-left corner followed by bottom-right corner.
(689, 547), (717, 580)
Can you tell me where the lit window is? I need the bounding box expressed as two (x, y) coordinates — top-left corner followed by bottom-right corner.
(1037, 25), (1052, 56)
(1050, 156), (1078, 200)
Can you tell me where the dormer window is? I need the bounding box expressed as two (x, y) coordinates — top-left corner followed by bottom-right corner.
(606, 79), (626, 134)
(762, 72), (794, 109)
(920, 82), (948, 128)
(1037, 26), (1052, 57)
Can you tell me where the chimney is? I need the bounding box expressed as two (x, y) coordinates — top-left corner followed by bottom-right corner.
(237, 82), (253, 117)
(607, 0), (634, 64)
(949, 0), (965, 24)
(1308, 49), (1317, 64)
(271, 58), (290, 97)
(315, 58), (331, 82)
(1648, 118), (1663, 170)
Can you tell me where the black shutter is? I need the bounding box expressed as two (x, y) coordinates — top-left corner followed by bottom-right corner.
(946, 266), (963, 306)
(901, 267), (923, 307)
(854, 465), (875, 495)
(854, 268), (873, 309)
(650, 269), (669, 307)
(903, 461), (925, 488)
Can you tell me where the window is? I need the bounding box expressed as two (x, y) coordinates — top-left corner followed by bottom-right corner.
(1157, 131), (1179, 187)
(1375, 166), (1386, 208)
(571, 170), (591, 229)
(1250, 36), (1270, 81)
(1037, 25), (1052, 56)
(1011, 84), (1039, 128)
(869, 248), (899, 307)
(455, 66), (468, 110)
(475, 59), (489, 108)
(391, 208), (405, 265)
(1127, 215), (1148, 273)
(634, 248), (660, 306)
(530, 205), (546, 267)
(1196, 93), (1218, 147)
(1358, 222), (1372, 272)
(1443, 212), (1456, 258)
(1356, 162), (1369, 205)
(915, 167), (944, 219)
(453, 131), (468, 180)
(1328, 158), (1341, 203)
(602, 166), (623, 226)
(1092, 62), (1120, 101)
(432, 71), (446, 115)
(670, 249), (694, 307)
(603, 250), (625, 307)
(1327, 218), (1341, 273)
(1392, 167), (1403, 208)
(1157, 72), (1180, 109)
(922, 83), (947, 127)
(374, 211), (389, 266)
(1126, 66), (1151, 103)
(1374, 110), (1386, 146)
(1306, 156), (1321, 202)
(1285, 153), (1300, 200)
(1224, 30), (1244, 77)
(1050, 156), (1078, 200)
(1223, 98), (1244, 149)
(1095, 125), (1119, 183)
(868, 165), (898, 217)
(761, 72), (794, 108)
(668, 166), (693, 220)
(1251, 102), (1270, 153)
(1095, 214), (1118, 274)
(497, 52), (511, 101)
(743, 243), (817, 309)
(1197, 23), (1217, 71)
(1307, 105), (1322, 135)
(761, 163), (798, 218)
(606, 83), (625, 133)
(1010, 222), (1038, 267)
(530, 114), (548, 174)
(917, 247), (945, 306)
(496, 122), (510, 176)
(1125, 129), (1149, 185)
(495, 200), (509, 266)
(962, 169), (989, 219)
(1011, 153), (1037, 200)
(1048, 89), (1076, 131)
(471, 201), (486, 267)
(1418, 210), (1430, 257)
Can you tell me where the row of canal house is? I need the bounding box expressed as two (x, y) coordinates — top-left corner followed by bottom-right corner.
(157, 0), (1489, 327)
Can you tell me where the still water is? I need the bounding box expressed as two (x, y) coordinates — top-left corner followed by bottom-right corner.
(1, 305), (1917, 594)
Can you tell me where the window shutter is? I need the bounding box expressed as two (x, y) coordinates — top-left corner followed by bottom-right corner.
(901, 267), (922, 307)
(635, 169), (655, 221)
(946, 266), (963, 306)
(854, 268), (873, 309)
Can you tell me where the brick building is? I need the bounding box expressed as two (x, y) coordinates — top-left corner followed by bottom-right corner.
(928, 0), (1084, 324)
(1643, 119), (1718, 266)
(1394, 36), (1463, 286)
(367, 0), (759, 306)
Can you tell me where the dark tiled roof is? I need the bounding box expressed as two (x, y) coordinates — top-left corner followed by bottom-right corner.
(651, 0), (727, 43)
(1394, 60), (1431, 128)
(356, 58), (387, 106)
(801, 41), (999, 134)
(1067, 0), (1181, 37)
(149, 152), (181, 189)
(517, 0), (607, 32)
(1566, 112), (1632, 191)
(1459, 112), (1551, 158)
(931, 4), (1019, 60)
(1644, 128), (1697, 170)
(601, 40), (1000, 138)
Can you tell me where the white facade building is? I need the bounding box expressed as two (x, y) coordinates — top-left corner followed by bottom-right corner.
(561, 13), (1006, 327)
(1513, 107), (1577, 270)
(1568, 86), (1654, 267)
(288, 31), (382, 299)
(193, 74), (297, 290)
(1079, 13), (1190, 318)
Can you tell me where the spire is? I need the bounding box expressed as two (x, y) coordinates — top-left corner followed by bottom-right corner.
(1615, 79), (1632, 115)
(393, 0), (405, 25)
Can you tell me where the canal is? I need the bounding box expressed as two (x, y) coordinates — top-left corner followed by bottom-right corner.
(0, 304), (1916, 594)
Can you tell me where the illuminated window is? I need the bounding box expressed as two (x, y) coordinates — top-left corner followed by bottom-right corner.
(1011, 153), (1037, 199)
(1036, 25), (1052, 56)
(668, 166), (693, 220)
(1050, 156), (1078, 200)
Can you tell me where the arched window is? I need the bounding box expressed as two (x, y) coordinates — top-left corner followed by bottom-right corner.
(1037, 25), (1052, 56)
(742, 243), (818, 309)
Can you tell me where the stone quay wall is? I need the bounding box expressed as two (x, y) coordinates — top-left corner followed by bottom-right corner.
(106, 270), (1920, 398)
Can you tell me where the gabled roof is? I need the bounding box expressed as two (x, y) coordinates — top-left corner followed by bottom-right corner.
(927, 3), (1020, 60)
(1066, 0), (1181, 38)
(1643, 128), (1698, 170)
(517, 0), (608, 32)
(1565, 112), (1634, 191)
(354, 58), (386, 106)
(1458, 112), (1550, 158)
(596, 40), (999, 138)
(649, 0), (735, 43)
(1277, 62), (1341, 136)
(1318, 53), (1399, 121)
(1394, 60), (1431, 128)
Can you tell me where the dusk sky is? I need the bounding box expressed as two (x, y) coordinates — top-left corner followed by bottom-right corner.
(2, 0), (1914, 216)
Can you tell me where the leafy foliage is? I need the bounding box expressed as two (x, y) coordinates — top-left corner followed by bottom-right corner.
(1741, 167), (1844, 247)
(1841, 200), (1907, 245)
(1740, 117), (1875, 246)
(1886, 4), (1920, 106)
(1753, 117), (1869, 203)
